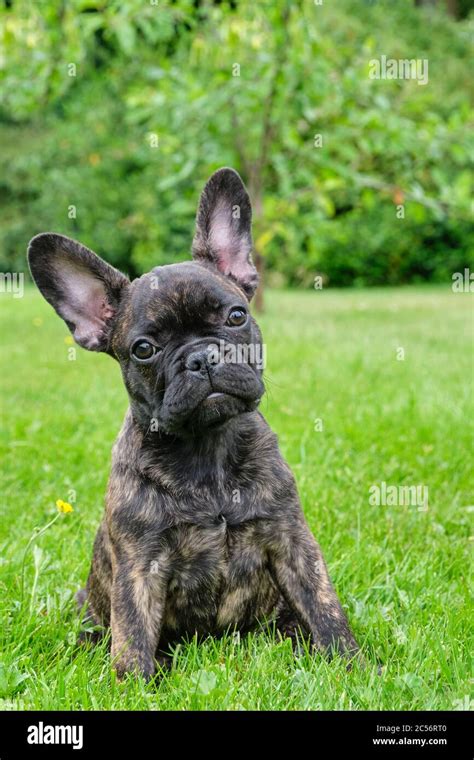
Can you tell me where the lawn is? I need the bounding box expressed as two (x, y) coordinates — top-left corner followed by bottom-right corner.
(0, 284), (472, 710)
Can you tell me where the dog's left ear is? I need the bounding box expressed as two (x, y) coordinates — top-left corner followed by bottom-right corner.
(192, 167), (258, 299)
(27, 233), (129, 352)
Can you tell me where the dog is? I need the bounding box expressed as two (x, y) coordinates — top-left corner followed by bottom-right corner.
(27, 167), (359, 678)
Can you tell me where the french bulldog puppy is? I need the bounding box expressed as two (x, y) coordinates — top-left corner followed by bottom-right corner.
(28, 168), (358, 678)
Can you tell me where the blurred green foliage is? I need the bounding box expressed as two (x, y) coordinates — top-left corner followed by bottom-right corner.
(0, 0), (472, 286)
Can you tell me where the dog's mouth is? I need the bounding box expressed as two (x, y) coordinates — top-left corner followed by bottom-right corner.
(189, 389), (261, 431)
(200, 390), (256, 416)
(202, 390), (245, 406)
(155, 360), (265, 437)
(198, 385), (261, 412)
(159, 385), (262, 436)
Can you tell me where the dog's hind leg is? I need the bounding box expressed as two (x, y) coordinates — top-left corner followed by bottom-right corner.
(75, 518), (112, 646)
(274, 602), (308, 649)
(75, 587), (106, 646)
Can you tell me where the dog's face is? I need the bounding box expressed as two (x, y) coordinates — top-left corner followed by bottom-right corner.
(28, 168), (264, 436)
(110, 261), (264, 434)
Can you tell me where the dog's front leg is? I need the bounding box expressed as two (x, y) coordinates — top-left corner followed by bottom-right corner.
(266, 517), (359, 658)
(110, 549), (167, 679)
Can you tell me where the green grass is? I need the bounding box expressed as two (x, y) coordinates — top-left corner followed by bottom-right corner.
(0, 285), (472, 710)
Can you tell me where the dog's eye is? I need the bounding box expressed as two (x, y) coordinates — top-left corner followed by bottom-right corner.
(226, 308), (247, 327)
(131, 339), (158, 362)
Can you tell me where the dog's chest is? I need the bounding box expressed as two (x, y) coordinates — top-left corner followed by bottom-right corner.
(160, 518), (278, 636)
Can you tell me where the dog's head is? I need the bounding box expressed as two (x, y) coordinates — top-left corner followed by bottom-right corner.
(28, 168), (265, 436)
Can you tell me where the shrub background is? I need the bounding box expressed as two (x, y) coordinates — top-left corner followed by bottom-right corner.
(0, 0), (472, 286)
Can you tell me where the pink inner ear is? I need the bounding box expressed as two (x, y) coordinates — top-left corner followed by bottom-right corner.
(222, 258), (255, 281)
(208, 203), (253, 282)
(57, 264), (114, 349)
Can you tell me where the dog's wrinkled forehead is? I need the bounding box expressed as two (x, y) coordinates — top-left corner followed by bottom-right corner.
(119, 262), (247, 341)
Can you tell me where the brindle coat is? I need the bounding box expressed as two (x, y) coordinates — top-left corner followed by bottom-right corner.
(28, 168), (359, 678)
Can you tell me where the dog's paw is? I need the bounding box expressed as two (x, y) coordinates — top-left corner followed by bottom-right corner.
(112, 652), (156, 682)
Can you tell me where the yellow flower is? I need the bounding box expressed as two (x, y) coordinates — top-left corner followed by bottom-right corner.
(56, 499), (74, 513)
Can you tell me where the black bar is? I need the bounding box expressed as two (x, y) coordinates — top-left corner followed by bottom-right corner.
(0, 710), (471, 757)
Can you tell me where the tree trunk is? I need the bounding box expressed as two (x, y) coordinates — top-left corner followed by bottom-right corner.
(251, 184), (265, 313)
(254, 253), (265, 313)
(445, 0), (459, 17)
(415, 0), (459, 18)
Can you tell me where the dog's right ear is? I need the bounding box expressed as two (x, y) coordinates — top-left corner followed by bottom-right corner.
(27, 233), (129, 352)
(192, 168), (258, 299)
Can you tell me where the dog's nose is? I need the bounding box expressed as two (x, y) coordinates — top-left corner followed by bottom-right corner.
(185, 349), (209, 372)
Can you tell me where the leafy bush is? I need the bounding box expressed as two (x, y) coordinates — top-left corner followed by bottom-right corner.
(0, 0), (472, 286)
